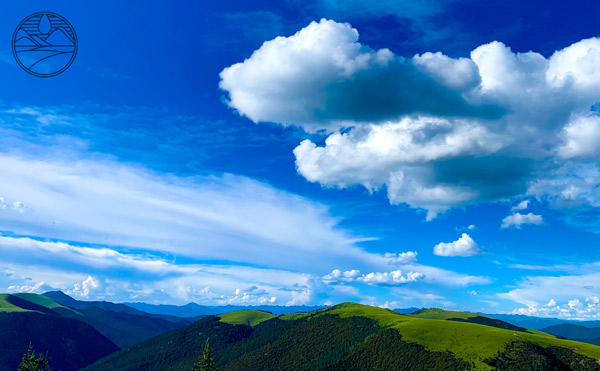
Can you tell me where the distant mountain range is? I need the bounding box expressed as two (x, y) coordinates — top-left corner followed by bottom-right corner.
(124, 300), (326, 317)
(3, 291), (600, 370)
(541, 324), (600, 346)
(482, 312), (600, 330)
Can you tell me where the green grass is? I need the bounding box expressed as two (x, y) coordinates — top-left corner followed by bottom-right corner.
(409, 308), (480, 320)
(0, 294), (31, 312)
(12, 293), (80, 315)
(219, 310), (276, 327)
(0, 293), (82, 315)
(291, 303), (600, 370)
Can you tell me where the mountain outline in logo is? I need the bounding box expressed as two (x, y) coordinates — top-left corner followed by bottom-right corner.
(12, 11), (78, 77)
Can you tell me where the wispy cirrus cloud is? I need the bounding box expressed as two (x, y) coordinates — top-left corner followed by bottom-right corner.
(0, 140), (489, 304)
(0, 153), (377, 273)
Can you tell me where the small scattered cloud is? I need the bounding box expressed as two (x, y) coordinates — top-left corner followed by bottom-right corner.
(456, 224), (476, 232)
(511, 296), (600, 320)
(358, 270), (424, 286)
(70, 276), (100, 298)
(219, 286), (277, 305)
(511, 200), (529, 211)
(501, 212), (543, 229)
(499, 266), (600, 319)
(433, 233), (481, 257)
(383, 251), (417, 264)
(0, 197), (28, 213)
(322, 269), (361, 284)
(322, 268), (424, 286)
(7, 281), (56, 293)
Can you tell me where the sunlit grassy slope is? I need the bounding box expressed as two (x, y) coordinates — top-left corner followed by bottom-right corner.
(283, 302), (600, 370)
(0, 294), (31, 312)
(410, 307), (480, 320)
(0, 293), (82, 316)
(219, 310), (276, 327)
(12, 293), (81, 315)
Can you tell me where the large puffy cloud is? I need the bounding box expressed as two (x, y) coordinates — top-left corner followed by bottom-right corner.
(220, 19), (499, 131)
(220, 19), (600, 220)
(294, 116), (509, 219)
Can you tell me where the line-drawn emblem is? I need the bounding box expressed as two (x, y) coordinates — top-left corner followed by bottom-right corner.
(12, 12), (78, 77)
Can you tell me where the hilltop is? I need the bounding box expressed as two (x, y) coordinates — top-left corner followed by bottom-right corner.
(86, 302), (600, 370)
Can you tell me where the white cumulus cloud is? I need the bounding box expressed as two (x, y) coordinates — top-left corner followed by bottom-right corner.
(220, 19), (600, 221)
(433, 233), (481, 257)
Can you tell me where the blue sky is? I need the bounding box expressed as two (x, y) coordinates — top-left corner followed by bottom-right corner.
(1, 0), (600, 319)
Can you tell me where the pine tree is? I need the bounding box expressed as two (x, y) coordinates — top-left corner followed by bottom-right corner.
(191, 338), (218, 371)
(17, 343), (52, 371)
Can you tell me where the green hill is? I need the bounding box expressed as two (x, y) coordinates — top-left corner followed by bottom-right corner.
(86, 302), (600, 370)
(12, 292), (81, 314)
(410, 307), (480, 320)
(219, 310), (276, 326)
(0, 294), (41, 313)
(85, 315), (252, 371)
(410, 307), (530, 333)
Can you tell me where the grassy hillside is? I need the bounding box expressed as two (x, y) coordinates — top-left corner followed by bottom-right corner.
(0, 294), (33, 312)
(410, 307), (480, 320)
(13, 292), (80, 314)
(219, 310), (276, 326)
(319, 303), (600, 369)
(410, 308), (529, 333)
(324, 327), (472, 370)
(87, 302), (600, 370)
